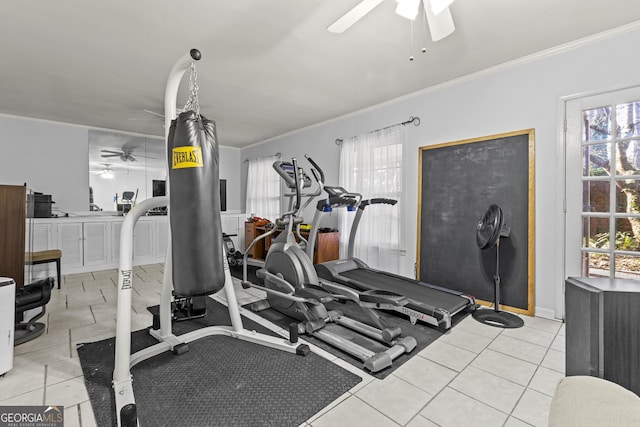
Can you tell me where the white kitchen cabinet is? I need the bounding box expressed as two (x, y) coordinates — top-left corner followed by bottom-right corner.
(83, 221), (109, 267)
(221, 213), (245, 251)
(25, 214), (245, 275)
(57, 221), (109, 272)
(25, 222), (53, 252)
(113, 219), (162, 265)
(24, 222), (55, 282)
(111, 221), (122, 264)
(155, 218), (169, 259)
(57, 222), (84, 271)
(133, 219), (154, 263)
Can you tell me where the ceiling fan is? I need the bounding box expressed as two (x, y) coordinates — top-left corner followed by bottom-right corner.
(101, 149), (141, 162)
(328, 0), (455, 42)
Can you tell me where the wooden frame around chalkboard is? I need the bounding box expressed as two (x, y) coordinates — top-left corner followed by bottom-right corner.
(416, 129), (535, 315)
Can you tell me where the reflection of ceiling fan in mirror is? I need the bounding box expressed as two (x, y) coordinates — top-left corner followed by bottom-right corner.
(100, 149), (153, 163)
(328, 0), (455, 42)
(90, 163), (115, 179)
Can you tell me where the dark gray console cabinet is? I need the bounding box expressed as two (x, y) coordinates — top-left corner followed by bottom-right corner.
(565, 277), (640, 396)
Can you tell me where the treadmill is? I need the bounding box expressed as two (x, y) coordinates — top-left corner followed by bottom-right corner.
(308, 186), (476, 329)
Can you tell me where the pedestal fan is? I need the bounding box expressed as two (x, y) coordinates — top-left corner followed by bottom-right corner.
(472, 204), (524, 328)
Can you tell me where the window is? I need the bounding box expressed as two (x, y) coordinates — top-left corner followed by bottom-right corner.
(338, 125), (405, 274)
(245, 155), (281, 221)
(566, 88), (640, 279)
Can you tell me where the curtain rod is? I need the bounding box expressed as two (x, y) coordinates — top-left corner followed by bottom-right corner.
(335, 116), (420, 145)
(244, 152), (281, 163)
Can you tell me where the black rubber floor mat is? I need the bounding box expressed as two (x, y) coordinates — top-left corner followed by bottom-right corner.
(77, 298), (361, 427)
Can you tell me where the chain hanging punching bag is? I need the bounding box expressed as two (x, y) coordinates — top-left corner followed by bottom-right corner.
(168, 110), (225, 296)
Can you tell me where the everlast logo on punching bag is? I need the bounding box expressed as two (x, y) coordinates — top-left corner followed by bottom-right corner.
(172, 146), (204, 169)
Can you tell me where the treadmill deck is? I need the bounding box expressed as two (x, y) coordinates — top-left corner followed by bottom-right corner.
(337, 268), (471, 318)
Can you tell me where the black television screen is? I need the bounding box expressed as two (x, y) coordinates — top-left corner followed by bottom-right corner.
(220, 179), (227, 212)
(152, 178), (226, 211)
(152, 180), (166, 197)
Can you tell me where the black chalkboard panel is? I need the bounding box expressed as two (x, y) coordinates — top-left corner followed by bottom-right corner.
(417, 129), (535, 315)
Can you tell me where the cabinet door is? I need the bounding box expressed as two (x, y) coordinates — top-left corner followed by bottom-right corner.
(57, 222), (84, 271)
(111, 222), (122, 263)
(24, 222), (54, 283)
(26, 222), (53, 251)
(83, 222), (109, 266)
(134, 220), (154, 262)
(244, 222), (255, 251)
(221, 216), (240, 249)
(315, 232), (340, 264)
(155, 218), (169, 260)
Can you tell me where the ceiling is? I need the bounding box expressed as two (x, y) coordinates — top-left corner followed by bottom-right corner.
(2, 1), (640, 149)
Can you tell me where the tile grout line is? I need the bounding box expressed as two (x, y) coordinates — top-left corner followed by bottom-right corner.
(402, 324), (506, 426)
(350, 393), (404, 426)
(414, 318), (561, 425)
(500, 322), (565, 426)
(77, 404), (83, 427)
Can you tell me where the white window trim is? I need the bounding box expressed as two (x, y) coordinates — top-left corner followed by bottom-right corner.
(563, 86), (640, 313)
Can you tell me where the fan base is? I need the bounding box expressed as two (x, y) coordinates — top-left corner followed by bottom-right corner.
(472, 308), (524, 329)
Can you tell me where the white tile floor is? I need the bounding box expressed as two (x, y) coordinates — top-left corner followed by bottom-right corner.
(3, 264), (566, 427)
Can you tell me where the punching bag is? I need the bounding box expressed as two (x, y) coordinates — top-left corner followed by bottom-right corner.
(168, 110), (225, 296)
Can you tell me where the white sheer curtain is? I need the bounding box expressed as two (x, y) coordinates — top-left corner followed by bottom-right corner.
(245, 155), (281, 221)
(338, 125), (405, 274)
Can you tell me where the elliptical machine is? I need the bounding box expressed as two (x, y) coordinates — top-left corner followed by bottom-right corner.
(243, 156), (416, 373)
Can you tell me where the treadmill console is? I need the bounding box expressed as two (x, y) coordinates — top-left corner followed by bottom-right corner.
(324, 185), (358, 200)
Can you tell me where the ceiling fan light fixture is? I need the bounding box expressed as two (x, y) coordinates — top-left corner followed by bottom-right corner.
(429, 0), (454, 15)
(395, 0), (421, 20)
(101, 168), (114, 179)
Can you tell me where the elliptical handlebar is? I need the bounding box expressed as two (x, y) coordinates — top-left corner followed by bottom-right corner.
(292, 157), (302, 211)
(304, 154), (325, 184)
(275, 156), (324, 218)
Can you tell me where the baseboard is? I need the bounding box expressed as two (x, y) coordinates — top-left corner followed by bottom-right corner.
(535, 306), (561, 321)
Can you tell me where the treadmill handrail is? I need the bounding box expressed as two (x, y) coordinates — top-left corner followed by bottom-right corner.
(359, 198), (397, 208)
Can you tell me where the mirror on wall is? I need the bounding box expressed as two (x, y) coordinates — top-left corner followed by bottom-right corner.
(88, 130), (166, 212)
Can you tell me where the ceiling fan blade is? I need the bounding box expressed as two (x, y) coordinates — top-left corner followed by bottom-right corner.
(423, 1), (455, 41)
(328, 0), (385, 33)
(429, 0), (454, 15)
(101, 153), (121, 158)
(101, 149), (123, 155)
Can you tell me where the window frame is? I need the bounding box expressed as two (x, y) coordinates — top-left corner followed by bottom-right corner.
(565, 87), (640, 281)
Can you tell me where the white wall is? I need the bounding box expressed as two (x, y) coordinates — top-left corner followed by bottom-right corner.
(241, 26), (640, 319)
(0, 115), (243, 213)
(219, 146), (241, 212)
(0, 115), (89, 212)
